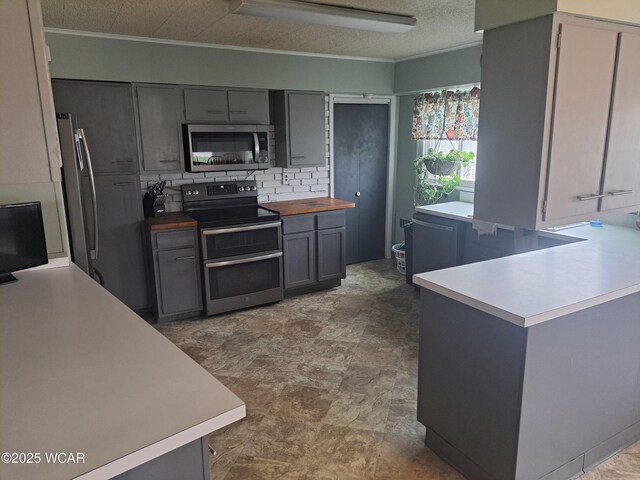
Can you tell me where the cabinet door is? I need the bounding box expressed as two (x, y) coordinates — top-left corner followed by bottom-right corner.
(543, 24), (618, 222)
(157, 247), (202, 315)
(136, 85), (182, 172)
(283, 231), (316, 289)
(600, 32), (640, 212)
(317, 227), (346, 282)
(412, 217), (460, 274)
(52, 80), (138, 174)
(91, 175), (148, 311)
(183, 88), (228, 122)
(288, 92), (326, 167)
(1, 0), (60, 184)
(228, 89), (269, 124)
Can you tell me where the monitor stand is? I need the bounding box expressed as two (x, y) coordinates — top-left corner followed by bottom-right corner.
(0, 273), (17, 285)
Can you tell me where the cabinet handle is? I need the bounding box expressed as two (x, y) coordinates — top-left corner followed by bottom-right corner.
(111, 160), (134, 164)
(113, 182), (136, 186)
(205, 109), (226, 114)
(159, 160), (179, 163)
(606, 189), (633, 196)
(207, 444), (217, 456)
(413, 218), (454, 232)
(355, 191), (361, 197)
(577, 193), (606, 201)
(229, 110), (248, 114)
(291, 156), (306, 159)
(175, 255), (195, 261)
(205, 251), (282, 268)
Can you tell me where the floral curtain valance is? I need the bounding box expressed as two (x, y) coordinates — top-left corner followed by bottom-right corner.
(411, 87), (480, 141)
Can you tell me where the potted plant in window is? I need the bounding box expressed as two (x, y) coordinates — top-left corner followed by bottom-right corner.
(414, 148), (474, 205)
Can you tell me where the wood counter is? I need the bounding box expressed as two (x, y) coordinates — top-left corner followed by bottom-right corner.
(261, 197), (355, 216)
(145, 212), (197, 230)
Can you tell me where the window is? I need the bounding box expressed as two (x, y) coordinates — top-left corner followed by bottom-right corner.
(417, 138), (477, 186)
(412, 86), (480, 188)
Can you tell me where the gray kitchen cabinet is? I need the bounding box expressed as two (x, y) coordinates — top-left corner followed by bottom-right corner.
(134, 84), (183, 172)
(474, 14), (640, 230)
(147, 226), (202, 322)
(52, 80), (139, 174)
(282, 231), (316, 289)
(317, 227), (346, 282)
(272, 91), (326, 167)
(281, 210), (346, 294)
(183, 87), (269, 124)
(228, 89), (269, 124)
(91, 174), (148, 311)
(1, 0), (61, 184)
(183, 87), (228, 122)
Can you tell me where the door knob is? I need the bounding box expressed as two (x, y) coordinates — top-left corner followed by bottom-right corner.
(355, 192), (361, 197)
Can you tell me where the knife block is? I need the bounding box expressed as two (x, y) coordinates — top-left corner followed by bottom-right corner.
(143, 193), (168, 217)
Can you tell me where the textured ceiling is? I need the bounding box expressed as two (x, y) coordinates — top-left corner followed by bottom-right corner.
(41, 0), (482, 60)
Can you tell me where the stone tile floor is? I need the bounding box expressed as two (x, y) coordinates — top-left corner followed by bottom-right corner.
(155, 259), (640, 479)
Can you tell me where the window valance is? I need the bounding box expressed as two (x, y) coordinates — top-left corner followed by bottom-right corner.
(411, 87), (480, 141)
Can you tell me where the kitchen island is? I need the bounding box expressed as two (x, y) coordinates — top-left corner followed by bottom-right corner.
(0, 265), (245, 480)
(414, 223), (640, 480)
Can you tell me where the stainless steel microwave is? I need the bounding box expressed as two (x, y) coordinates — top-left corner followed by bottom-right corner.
(184, 124), (271, 172)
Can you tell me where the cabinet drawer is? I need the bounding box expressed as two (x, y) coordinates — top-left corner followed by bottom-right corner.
(282, 214), (314, 234)
(155, 229), (196, 250)
(316, 210), (345, 230)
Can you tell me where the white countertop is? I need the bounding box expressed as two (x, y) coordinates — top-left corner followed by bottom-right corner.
(0, 265), (245, 480)
(415, 201), (474, 222)
(413, 223), (640, 327)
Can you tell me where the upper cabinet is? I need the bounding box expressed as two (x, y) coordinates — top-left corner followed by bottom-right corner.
(272, 91), (326, 168)
(183, 87), (269, 124)
(134, 84), (183, 172)
(474, 14), (640, 230)
(1, 0), (61, 184)
(53, 80), (139, 174)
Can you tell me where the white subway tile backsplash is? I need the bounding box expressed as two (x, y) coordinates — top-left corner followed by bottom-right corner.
(140, 173), (161, 182)
(313, 171), (329, 178)
(310, 184), (329, 192)
(317, 178), (330, 185)
(301, 178), (317, 186)
(275, 186), (293, 193)
(289, 179), (302, 186)
(295, 172), (312, 179)
(293, 185), (311, 192)
(259, 187), (276, 194)
(182, 172), (206, 179)
(255, 174), (274, 181)
(299, 167), (317, 172)
(261, 180), (281, 188)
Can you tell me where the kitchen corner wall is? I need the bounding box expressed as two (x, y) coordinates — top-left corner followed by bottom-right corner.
(140, 99), (331, 212)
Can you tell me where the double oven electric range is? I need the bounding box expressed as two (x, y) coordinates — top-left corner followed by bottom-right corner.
(182, 181), (283, 316)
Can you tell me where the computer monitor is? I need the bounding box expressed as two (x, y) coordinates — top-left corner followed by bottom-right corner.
(0, 202), (48, 284)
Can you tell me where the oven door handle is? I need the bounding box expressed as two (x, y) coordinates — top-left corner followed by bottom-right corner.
(205, 252), (282, 268)
(202, 221), (282, 235)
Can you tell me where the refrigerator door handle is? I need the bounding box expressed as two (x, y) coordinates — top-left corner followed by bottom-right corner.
(73, 133), (85, 171)
(76, 128), (99, 262)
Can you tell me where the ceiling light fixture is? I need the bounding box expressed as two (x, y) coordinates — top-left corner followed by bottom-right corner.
(228, 0), (417, 33)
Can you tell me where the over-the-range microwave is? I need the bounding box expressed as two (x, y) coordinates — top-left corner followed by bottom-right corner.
(184, 124), (271, 172)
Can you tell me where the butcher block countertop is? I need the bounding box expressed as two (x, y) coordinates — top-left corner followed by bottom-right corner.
(145, 212), (197, 230)
(261, 197), (355, 216)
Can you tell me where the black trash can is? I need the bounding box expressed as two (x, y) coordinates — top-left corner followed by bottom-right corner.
(403, 221), (413, 284)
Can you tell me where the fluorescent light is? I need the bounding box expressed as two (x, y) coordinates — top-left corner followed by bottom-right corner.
(228, 0), (417, 33)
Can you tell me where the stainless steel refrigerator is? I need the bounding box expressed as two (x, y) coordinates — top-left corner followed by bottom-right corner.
(57, 113), (148, 311)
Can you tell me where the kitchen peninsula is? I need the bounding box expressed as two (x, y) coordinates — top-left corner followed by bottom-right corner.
(0, 265), (245, 480)
(414, 223), (640, 480)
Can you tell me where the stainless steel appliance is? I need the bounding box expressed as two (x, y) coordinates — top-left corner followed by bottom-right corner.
(182, 181), (283, 315)
(184, 124), (270, 172)
(57, 113), (101, 283)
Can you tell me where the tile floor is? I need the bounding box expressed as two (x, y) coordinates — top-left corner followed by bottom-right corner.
(155, 259), (640, 480)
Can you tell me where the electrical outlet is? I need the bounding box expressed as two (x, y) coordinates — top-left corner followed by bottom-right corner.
(282, 173), (290, 185)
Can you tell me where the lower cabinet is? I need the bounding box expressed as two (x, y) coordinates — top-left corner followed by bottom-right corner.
(147, 227), (202, 322)
(282, 211), (346, 294)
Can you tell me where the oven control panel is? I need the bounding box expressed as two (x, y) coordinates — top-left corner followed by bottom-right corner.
(182, 181), (258, 202)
